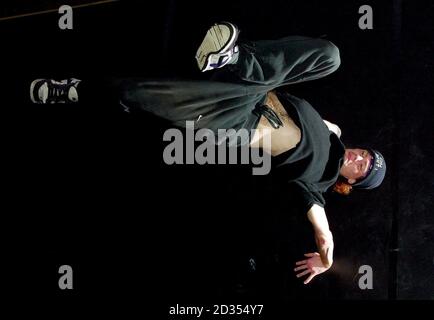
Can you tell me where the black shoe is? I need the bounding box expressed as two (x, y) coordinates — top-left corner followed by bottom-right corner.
(30, 78), (81, 104)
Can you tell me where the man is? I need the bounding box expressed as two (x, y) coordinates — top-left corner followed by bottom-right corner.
(29, 22), (386, 284)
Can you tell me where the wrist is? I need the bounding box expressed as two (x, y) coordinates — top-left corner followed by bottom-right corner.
(315, 228), (333, 238)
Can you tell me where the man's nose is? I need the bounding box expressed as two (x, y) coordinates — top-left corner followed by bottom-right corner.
(355, 155), (363, 162)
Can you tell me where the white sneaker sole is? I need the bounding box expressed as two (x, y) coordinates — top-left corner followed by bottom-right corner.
(195, 22), (239, 72)
(30, 79), (44, 103)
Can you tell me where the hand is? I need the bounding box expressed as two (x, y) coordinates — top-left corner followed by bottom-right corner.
(294, 252), (331, 284)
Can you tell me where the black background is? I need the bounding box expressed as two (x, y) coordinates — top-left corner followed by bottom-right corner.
(1, 0), (433, 316)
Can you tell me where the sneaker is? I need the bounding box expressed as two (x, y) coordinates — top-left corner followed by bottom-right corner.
(30, 78), (81, 104)
(195, 22), (239, 72)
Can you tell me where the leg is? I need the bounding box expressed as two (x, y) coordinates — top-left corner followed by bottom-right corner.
(217, 36), (341, 87)
(117, 78), (264, 138)
(29, 77), (265, 145)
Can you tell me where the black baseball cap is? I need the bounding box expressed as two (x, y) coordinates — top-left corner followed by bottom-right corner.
(352, 149), (386, 189)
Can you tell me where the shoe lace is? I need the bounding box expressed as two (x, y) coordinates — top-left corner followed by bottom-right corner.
(47, 82), (69, 102)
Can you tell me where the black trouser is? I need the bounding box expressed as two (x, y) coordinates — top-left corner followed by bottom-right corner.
(15, 36), (340, 142)
(110, 36), (340, 146)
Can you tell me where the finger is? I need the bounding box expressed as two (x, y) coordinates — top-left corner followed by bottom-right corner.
(294, 264), (308, 272)
(304, 253), (318, 257)
(296, 269), (311, 278)
(304, 274), (315, 285)
(295, 260), (308, 265)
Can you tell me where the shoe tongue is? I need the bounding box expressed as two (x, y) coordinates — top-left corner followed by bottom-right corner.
(68, 86), (78, 102)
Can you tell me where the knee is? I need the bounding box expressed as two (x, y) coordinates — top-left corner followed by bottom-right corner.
(318, 39), (341, 70)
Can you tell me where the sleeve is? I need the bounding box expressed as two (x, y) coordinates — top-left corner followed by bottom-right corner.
(287, 181), (326, 215)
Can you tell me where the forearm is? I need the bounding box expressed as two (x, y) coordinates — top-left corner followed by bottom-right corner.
(307, 204), (331, 235)
(307, 204), (334, 267)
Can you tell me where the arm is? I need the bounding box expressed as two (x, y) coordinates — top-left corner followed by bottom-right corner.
(307, 204), (334, 267)
(294, 204), (334, 284)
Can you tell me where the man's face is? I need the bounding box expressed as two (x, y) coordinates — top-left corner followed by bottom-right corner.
(340, 148), (373, 184)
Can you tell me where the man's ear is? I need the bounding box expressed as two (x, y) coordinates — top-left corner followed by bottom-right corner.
(348, 178), (356, 184)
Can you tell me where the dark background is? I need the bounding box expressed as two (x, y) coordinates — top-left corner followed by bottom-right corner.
(1, 0), (433, 316)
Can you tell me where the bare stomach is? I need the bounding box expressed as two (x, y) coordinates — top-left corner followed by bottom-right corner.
(250, 91), (301, 156)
